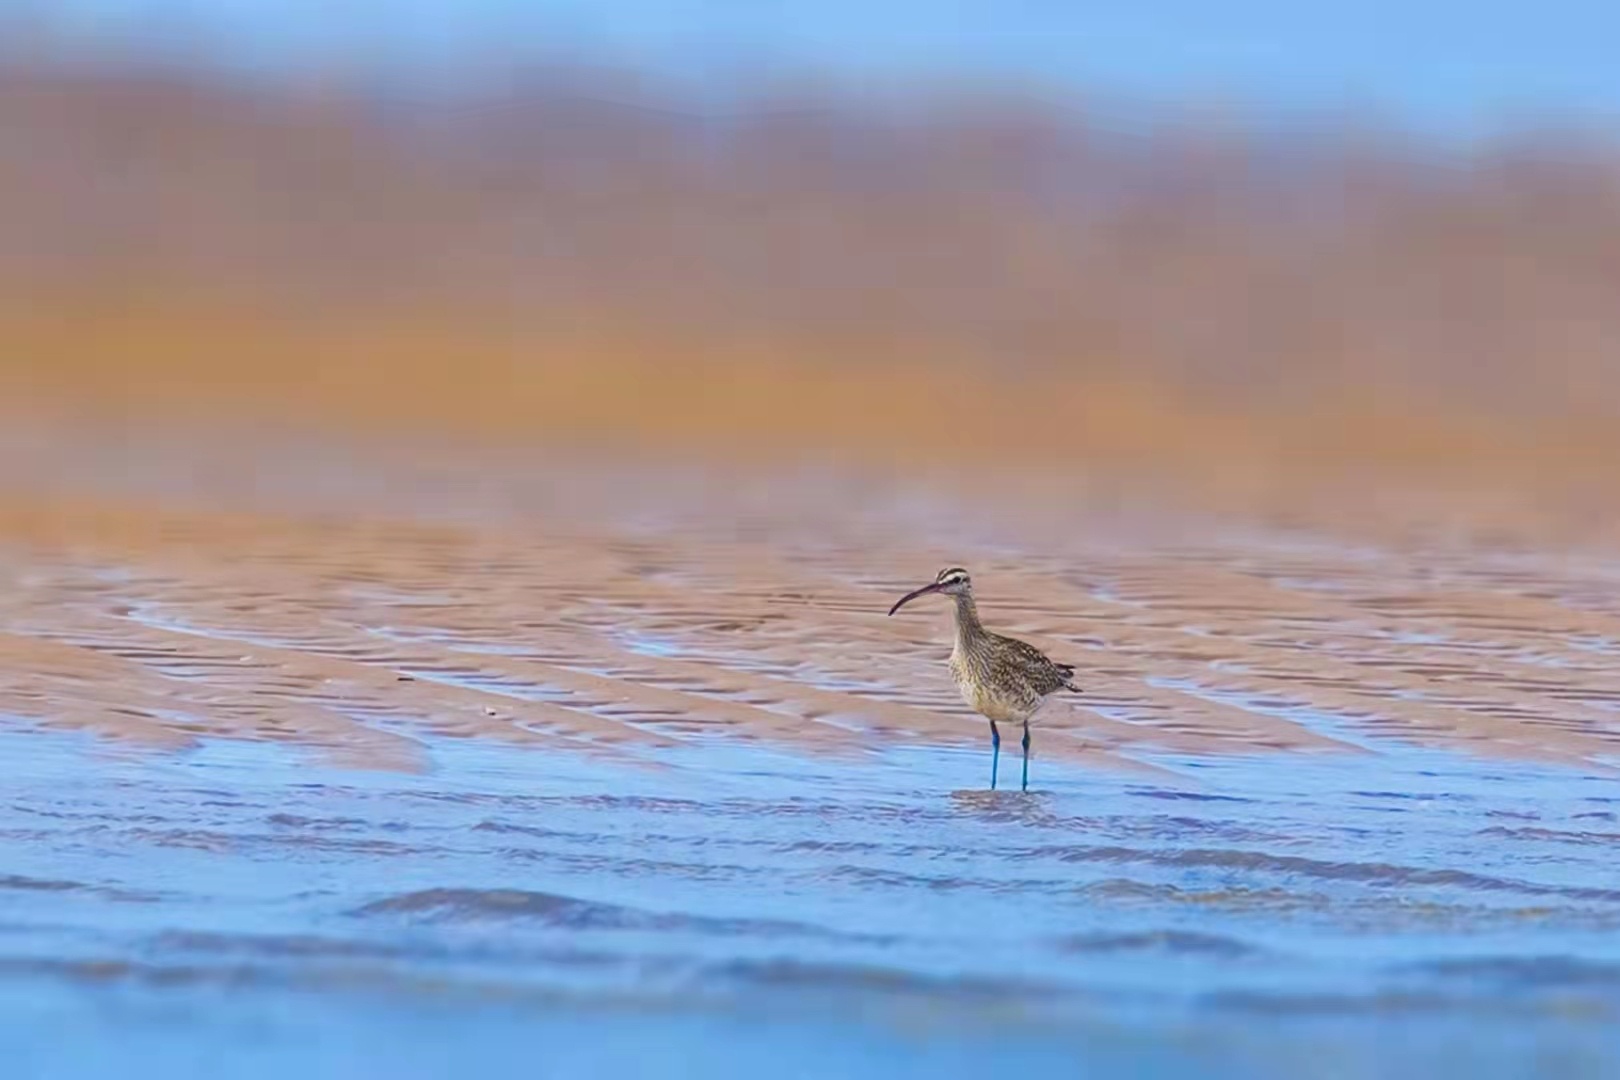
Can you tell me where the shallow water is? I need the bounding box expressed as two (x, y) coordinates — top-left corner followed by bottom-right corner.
(6, 720), (1620, 1078)
(4, 448), (1620, 1076)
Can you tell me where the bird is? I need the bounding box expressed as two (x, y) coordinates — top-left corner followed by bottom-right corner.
(888, 566), (1079, 791)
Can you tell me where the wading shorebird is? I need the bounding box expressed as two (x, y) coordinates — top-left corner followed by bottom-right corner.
(888, 567), (1079, 792)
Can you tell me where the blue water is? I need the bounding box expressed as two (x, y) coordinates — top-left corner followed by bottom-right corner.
(4, 721), (1620, 1078)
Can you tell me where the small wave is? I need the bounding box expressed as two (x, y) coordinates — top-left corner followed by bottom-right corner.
(1078, 878), (1329, 910)
(350, 887), (878, 942)
(0, 873), (92, 893)
(772, 838), (887, 855)
(267, 813), (375, 831)
(471, 820), (566, 839)
(1035, 844), (1620, 903)
(1131, 789), (1255, 804)
(696, 957), (1066, 1003)
(1403, 955), (1620, 989)
(1202, 988), (1465, 1017)
(153, 929), (407, 961)
(149, 927), (652, 975)
(1055, 929), (1265, 958)
(0, 873), (157, 902)
(1477, 825), (1620, 846)
(116, 826), (426, 858)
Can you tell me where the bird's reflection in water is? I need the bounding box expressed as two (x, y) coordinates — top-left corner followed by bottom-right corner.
(949, 788), (1056, 823)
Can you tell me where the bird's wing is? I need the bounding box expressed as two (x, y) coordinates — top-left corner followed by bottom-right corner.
(996, 635), (1078, 695)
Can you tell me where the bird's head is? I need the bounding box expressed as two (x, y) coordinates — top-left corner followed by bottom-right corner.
(887, 566), (972, 616)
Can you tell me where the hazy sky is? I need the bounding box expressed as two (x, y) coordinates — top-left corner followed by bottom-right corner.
(35, 0), (1620, 131)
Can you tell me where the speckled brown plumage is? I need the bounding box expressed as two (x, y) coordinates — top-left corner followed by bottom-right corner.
(888, 567), (1080, 790)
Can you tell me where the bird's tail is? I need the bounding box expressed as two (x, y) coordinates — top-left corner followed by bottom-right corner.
(1065, 681), (1082, 693)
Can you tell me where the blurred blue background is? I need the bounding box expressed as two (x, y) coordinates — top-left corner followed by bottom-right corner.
(32, 0), (1620, 131)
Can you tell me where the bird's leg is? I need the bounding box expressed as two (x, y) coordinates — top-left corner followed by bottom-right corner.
(989, 722), (1001, 790)
(1020, 723), (1031, 792)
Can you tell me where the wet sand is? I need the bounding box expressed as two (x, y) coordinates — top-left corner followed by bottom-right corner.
(6, 414), (1620, 1077)
(5, 414), (1620, 776)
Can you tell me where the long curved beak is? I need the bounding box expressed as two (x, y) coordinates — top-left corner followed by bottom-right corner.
(888, 581), (943, 616)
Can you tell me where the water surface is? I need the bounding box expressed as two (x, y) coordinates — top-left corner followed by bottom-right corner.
(3, 454), (1620, 1077)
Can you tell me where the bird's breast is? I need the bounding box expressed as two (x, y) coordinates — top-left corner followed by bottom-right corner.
(949, 649), (1033, 724)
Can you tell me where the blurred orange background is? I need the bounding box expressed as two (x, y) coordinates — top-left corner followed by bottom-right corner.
(2, 44), (1619, 536)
